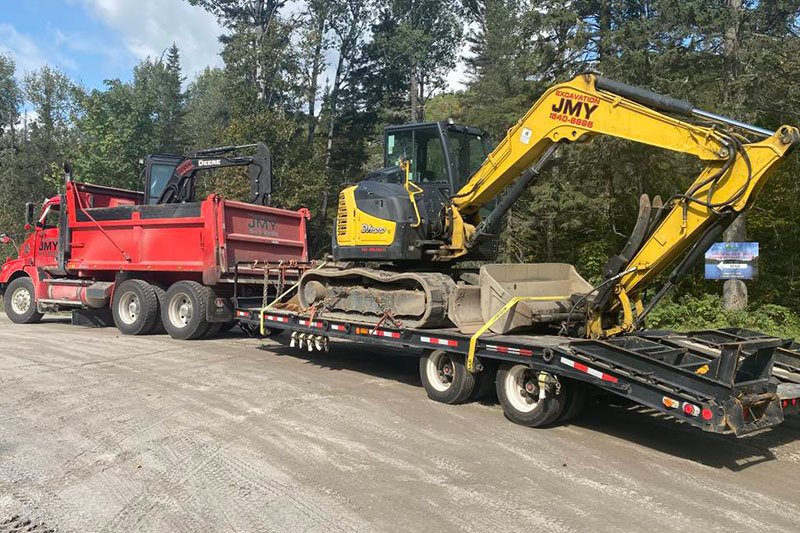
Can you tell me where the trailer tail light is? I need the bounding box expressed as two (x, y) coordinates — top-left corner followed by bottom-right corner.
(682, 402), (700, 417)
(701, 408), (713, 420)
(662, 396), (679, 409)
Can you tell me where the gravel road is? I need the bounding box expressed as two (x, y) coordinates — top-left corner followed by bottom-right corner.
(2, 313), (800, 532)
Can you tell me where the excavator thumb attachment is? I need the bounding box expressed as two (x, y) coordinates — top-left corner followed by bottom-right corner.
(249, 142), (273, 206)
(592, 194), (653, 312)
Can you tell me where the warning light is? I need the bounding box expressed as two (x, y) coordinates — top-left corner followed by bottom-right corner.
(701, 408), (713, 420)
(662, 396), (680, 409)
(682, 402), (700, 417)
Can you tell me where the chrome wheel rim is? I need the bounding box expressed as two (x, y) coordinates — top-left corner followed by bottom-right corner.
(118, 291), (140, 325)
(168, 293), (192, 328)
(10, 286), (31, 315)
(504, 365), (541, 413)
(426, 351), (454, 392)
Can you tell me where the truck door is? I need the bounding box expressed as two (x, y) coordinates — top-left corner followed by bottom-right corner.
(33, 202), (61, 269)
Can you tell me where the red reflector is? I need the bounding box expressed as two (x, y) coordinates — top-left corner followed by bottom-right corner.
(793, 399), (798, 405)
(701, 408), (713, 420)
(682, 402), (700, 417)
(784, 400), (789, 408)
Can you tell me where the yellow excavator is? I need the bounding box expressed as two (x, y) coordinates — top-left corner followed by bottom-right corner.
(299, 73), (799, 338)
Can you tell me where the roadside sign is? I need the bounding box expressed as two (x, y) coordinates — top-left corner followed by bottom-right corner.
(704, 242), (758, 280)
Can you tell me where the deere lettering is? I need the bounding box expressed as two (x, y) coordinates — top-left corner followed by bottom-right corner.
(247, 214), (278, 236)
(550, 92), (599, 128)
(361, 224), (387, 234)
(198, 159), (222, 167)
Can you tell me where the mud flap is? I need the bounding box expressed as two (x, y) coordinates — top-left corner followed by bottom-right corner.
(206, 292), (233, 323)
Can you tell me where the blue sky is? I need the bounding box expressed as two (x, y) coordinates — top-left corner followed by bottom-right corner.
(0, 0), (468, 104)
(0, 0), (224, 90)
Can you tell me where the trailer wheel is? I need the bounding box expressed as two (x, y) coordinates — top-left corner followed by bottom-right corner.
(470, 359), (498, 401)
(557, 379), (588, 423)
(112, 279), (160, 335)
(496, 363), (566, 428)
(4, 277), (43, 324)
(162, 281), (210, 340)
(419, 350), (476, 404)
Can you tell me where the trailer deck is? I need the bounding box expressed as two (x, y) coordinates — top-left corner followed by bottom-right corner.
(235, 305), (800, 436)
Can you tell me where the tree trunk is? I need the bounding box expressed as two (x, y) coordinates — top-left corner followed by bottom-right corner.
(324, 47), (346, 178)
(410, 62), (420, 122)
(307, 14), (326, 148)
(722, 0), (746, 311)
(722, 214), (747, 311)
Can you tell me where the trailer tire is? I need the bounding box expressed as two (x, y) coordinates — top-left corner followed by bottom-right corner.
(470, 359), (498, 401)
(419, 350), (476, 405)
(4, 277), (43, 324)
(162, 281), (210, 340)
(558, 379), (588, 423)
(496, 363), (566, 428)
(112, 279), (160, 335)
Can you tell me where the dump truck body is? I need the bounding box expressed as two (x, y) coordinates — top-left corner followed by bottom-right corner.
(1, 180), (310, 337)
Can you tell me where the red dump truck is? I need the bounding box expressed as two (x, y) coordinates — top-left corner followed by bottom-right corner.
(0, 143), (310, 339)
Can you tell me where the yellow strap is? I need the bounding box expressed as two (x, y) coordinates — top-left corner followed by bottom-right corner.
(467, 295), (568, 372)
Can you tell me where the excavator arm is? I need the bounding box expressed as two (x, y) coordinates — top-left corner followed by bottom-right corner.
(156, 142), (273, 205)
(445, 73), (799, 337)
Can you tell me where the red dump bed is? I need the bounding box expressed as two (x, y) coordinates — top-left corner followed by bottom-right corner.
(60, 181), (309, 284)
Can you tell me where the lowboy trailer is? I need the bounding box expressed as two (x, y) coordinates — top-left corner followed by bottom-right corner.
(234, 304), (800, 435)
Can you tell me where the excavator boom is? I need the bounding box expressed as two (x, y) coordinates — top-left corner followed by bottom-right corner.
(444, 73), (798, 337)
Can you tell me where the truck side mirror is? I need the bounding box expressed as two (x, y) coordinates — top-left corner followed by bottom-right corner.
(25, 202), (35, 226)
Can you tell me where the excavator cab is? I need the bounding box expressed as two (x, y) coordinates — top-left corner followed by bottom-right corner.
(144, 154), (182, 205)
(334, 121), (490, 262)
(143, 142), (274, 206)
(382, 122), (489, 192)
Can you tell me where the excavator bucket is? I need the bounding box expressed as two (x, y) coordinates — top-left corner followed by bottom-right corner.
(477, 263), (592, 334)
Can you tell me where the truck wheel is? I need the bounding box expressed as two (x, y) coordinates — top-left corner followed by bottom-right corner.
(148, 283), (167, 334)
(112, 279), (160, 335)
(419, 350), (476, 405)
(162, 281), (210, 340)
(496, 363), (566, 428)
(4, 277), (43, 324)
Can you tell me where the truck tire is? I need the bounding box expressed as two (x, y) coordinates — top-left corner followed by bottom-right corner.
(112, 279), (160, 335)
(496, 363), (566, 428)
(148, 283), (167, 334)
(4, 277), (43, 324)
(419, 350), (476, 405)
(162, 281), (210, 340)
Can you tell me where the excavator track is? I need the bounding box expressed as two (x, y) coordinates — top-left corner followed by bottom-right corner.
(298, 267), (456, 329)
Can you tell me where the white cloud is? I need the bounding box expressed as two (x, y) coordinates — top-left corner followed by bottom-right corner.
(79, 0), (224, 80)
(0, 23), (50, 74)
